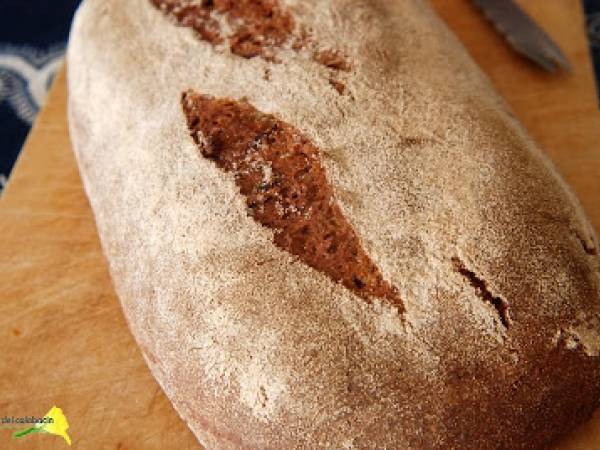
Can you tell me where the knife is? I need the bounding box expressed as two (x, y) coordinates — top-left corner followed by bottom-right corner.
(471, 0), (572, 73)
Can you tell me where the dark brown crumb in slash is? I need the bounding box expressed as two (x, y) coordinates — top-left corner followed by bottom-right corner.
(329, 78), (346, 95)
(150, 1), (224, 45)
(181, 90), (403, 311)
(150, 0), (353, 74)
(150, 0), (295, 60)
(314, 49), (352, 72)
(227, 0), (295, 59)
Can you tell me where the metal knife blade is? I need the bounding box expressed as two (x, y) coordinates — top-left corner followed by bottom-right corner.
(471, 0), (572, 73)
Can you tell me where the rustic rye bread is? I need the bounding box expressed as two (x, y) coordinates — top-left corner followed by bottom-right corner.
(67, 0), (600, 448)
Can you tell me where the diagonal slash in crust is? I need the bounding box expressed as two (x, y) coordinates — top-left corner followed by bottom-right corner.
(182, 91), (403, 310)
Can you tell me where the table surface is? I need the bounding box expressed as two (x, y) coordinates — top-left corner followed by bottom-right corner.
(1, 1), (600, 448)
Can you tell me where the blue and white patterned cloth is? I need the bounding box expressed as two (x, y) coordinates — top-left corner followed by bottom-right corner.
(0, 1), (80, 190)
(585, 0), (600, 90)
(0, 1), (599, 192)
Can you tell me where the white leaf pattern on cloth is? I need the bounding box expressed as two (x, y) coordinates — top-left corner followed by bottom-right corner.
(0, 44), (64, 124)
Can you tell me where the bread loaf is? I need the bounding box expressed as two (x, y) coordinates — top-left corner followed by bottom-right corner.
(67, 0), (600, 448)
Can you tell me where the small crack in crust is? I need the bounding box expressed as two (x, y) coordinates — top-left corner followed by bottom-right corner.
(452, 257), (511, 329)
(328, 78), (346, 95)
(182, 90), (403, 310)
(574, 228), (599, 256)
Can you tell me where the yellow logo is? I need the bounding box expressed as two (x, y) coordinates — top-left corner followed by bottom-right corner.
(12, 406), (72, 446)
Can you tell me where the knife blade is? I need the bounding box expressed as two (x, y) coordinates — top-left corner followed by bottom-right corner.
(471, 0), (572, 73)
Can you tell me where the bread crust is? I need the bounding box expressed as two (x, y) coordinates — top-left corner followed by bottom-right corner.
(67, 0), (600, 448)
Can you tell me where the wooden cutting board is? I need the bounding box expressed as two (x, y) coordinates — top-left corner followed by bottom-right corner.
(1, 1), (599, 448)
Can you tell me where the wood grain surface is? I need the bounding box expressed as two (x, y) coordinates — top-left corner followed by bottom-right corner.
(0, 1), (599, 448)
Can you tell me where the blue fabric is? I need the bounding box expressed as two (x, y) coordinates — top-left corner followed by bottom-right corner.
(0, 1), (599, 191)
(0, 1), (80, 190)
(584, 0), (600, 102)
